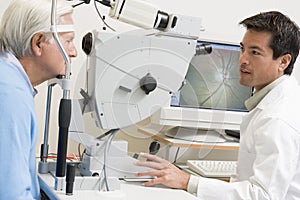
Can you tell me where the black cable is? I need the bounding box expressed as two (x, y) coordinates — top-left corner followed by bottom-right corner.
(72, 0), (111, 8)
(72, 1), (85, 8)
(96, 129), (118, 140)
(93, 0), (116, 32)
(173, 147), (180, 164)
(96, 0), (111, 7)
(71, 0), (115, 32)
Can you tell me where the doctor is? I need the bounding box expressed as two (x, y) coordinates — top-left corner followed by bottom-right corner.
(136, 11), (300, 199)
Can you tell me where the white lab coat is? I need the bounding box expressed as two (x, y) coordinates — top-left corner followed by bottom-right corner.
(196, 76), (300, 200)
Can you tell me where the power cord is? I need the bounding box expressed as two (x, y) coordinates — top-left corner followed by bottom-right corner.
(102, 129), (118, 191)
(72, 0), (116, 32)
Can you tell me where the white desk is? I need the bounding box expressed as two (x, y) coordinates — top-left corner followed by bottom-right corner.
(138, 127), (239, 160)
(39, 173), (198, 200)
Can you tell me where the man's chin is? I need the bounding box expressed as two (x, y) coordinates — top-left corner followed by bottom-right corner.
(56, 74), (65, 79)
(239, 79), (251, 87)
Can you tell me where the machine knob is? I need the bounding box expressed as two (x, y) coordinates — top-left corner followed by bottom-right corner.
(140, 73), (157, 95)
(149, 140), (160, 155)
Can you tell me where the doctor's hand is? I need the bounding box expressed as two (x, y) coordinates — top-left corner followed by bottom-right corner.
(135, 153), (190, 190)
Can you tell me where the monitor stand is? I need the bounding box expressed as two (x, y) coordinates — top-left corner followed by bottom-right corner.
(164, 127), (227, 143)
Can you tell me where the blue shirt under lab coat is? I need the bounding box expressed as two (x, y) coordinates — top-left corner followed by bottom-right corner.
(0, 51), (40, 199)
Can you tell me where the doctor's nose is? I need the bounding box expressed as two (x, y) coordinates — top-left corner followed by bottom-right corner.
(239, 51), (249, 66)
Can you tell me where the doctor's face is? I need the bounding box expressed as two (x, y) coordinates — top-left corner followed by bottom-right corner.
(239, 30), (284, 91)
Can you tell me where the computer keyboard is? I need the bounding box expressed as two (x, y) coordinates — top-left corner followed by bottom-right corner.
(186, 160), (237, 178)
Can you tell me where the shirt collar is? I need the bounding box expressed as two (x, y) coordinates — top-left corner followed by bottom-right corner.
(245, 75), (289, 111)
(1, 51), (37, 97)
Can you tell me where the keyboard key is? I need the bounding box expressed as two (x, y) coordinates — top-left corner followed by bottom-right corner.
(186, 160), (237, 178)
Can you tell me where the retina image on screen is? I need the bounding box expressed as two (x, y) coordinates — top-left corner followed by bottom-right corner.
(171, 41), (252, 111)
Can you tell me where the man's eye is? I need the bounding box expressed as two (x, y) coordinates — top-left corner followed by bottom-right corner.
(252, 50), (260, 55)
(240, 46), (244, 52)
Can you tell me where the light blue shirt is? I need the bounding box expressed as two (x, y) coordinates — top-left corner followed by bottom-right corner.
(0, 51), (40, 199)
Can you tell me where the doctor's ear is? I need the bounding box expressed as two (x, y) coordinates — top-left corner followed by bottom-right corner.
(279, 54), (292, 72)
(31, 32), (46, 56)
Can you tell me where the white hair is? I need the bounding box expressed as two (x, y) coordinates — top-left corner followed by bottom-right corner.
(0, 0), (73, 58)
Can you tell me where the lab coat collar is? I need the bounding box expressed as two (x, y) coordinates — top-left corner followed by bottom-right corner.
(245, 75), (289, 111)
(255, 75), (298, 111)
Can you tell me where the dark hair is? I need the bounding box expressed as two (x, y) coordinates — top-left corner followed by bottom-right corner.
(239, 11), (300, 75)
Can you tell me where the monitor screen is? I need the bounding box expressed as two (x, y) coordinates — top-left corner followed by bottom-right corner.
(152, 39), (253, 130)
(170, 40), (252, 112)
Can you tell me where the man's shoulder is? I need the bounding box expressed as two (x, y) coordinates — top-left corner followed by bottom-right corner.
(258, 90), (300, 132)
(0, 60), (33, 97)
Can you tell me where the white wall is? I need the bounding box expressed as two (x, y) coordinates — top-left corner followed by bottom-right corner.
(1, 0), (300, 159)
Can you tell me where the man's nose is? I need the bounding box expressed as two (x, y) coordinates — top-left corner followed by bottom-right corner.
(69, 44), (77, 58)
(239, 52), (248, 65)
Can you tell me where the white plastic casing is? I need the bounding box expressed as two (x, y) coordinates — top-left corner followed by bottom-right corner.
(109, 0), (159, 29)
(86, 29), (197, 129)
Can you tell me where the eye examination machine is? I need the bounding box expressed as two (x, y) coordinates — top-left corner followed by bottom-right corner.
(38, 0), (213, 198)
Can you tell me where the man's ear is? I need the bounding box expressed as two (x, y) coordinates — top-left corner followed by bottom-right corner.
(31, 32), (45, 56)
(279, 54), (292, 72)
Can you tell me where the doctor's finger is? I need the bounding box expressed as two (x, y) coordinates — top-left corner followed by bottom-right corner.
(135, 169), (165, 178)
(142, 177), (164, 187)
(139, 153), (169, 164)
(135, 160), (166, 170)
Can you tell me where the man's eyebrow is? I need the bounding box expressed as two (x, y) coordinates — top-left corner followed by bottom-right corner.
(240, 42), (263, 51)
(59, 32), (75, 38)
(249, 46), (263, 51)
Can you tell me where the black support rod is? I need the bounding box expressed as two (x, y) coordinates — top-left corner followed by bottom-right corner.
(55, 99), (72, 177)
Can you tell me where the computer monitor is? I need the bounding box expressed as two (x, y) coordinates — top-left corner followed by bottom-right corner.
(152, 39), (253, 131)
